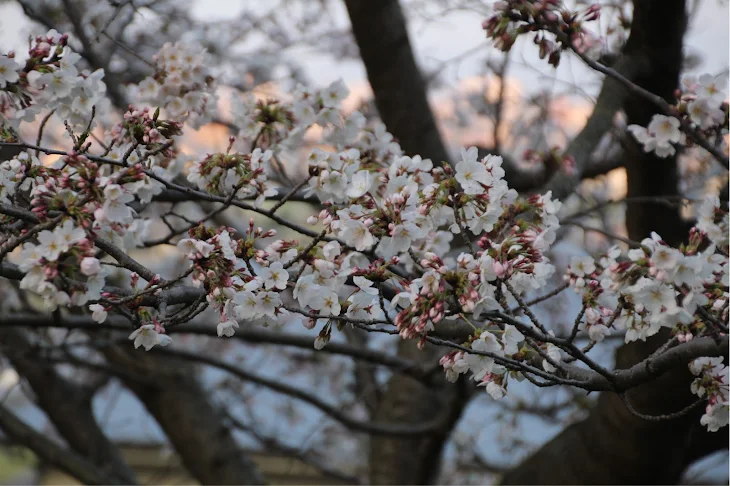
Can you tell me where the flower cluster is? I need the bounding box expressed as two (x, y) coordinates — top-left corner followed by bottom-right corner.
(627, 115), (684, 158)
(682, 74), (728, 129)
(305, 147), (373, 204)
(129, 322), (173, 351)
(438, 324), (528, 399)
(293, 245), (377, 324)
(290, 79), (349, 131)
(482, 0), (601, 66)
(0, 30), (108, 132)
(309, 154), (434, 256)
(3, 106), (185, 318)
(137, 42), (217, 128)
(696, 193), (729, 250)
(629, 74), (728, 158)
(187, 146), (277, 206)
(452, 147), (520, 234)
(0, 152), (43, 205)
(689, 357), (729, 432)
(175, 221), (293, 339)
(564, 202), (728, 344)
(328, 117), (404, 167)
(10, 149), (171, 313)
(104, 106), (184, 203)
(230, 79), (349, 151)
(17, 219), (106, 311)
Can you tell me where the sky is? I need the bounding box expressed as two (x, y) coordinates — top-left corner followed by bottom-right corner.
(181, 0), (730, 93)
(1, 0), (728, 95)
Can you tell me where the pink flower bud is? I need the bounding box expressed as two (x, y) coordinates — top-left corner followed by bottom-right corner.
(585, 307), (600, 324)
(543, 11), (558, 23)
(494, 261), (507, 278)
(80, 257), (101, 276)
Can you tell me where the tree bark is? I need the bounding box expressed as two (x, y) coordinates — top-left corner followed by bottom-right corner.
(501, 1), (728, 483)
(344, 1), (474, 483)
(344, 0), (451, 165)
(102, 345), (267, 485)
(0, 328), (138, 484)
(368, 341), (474, 485)
(0, 404), (119, 485)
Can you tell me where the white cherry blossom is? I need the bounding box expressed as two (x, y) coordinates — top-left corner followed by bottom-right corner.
(259, 262), (289, 290)
(128, 325), (172, 351)
(217, 319), (239, 337)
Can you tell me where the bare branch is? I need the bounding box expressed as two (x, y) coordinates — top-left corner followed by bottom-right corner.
(0, 404), (118, 485)
(619, 393), (706, 422)
(0, 328), (137, 483)
(226, 413), (361, 485)
(343, 325), (382, 415)
(148, 346), (446, 437)
(541, 55), (640, 200)
(101, 344), (267, 484)
(0, 313), (432, 382)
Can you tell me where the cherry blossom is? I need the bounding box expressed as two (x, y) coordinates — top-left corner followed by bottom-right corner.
(129, 324), (173, 351)
(690, 357), (729, 432)
(89, 304), (108, 323)
(0, 29), (727, 435)
(80, 257), (101, 276)
(455, 147), (491, 194)
(217, 319), (239, 338)
(0, 55), (20, 88)
(628, 72), (727, 157)
(259, 262), (289, 291)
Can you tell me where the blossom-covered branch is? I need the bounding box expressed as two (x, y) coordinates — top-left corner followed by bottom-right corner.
(0, 28), (727, 435)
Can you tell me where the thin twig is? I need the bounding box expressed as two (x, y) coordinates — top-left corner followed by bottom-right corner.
(619, 393), (705, 422)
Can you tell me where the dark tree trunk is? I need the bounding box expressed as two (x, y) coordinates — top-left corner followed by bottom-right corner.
(344, 1), (473, 483)
(344, 0), (451, 166)
(368, 341), (474, 484)
(501, 1), (727, 483)
(102, 345), (267, 485)
(0, 328), (138, 484)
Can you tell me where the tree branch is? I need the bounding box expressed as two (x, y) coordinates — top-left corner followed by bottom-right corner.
(343, 325), (382, 415)
(148, 346), (446, 437)
(541, 55), (640, 200)
(0, 404), (118, 485)
(225, 413), (361, 485)
(344, 0), (450, 164)
(0, 328), (137, 484)
(101, 344), (267, 484)
(0, 313), (432, 382)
